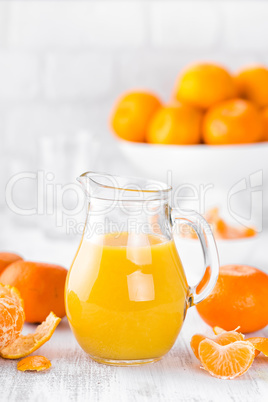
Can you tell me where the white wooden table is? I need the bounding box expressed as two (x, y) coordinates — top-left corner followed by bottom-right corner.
(1, 215), (268, 402)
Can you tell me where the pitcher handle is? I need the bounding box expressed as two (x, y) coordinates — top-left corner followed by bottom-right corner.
(171, 209), (219, 307)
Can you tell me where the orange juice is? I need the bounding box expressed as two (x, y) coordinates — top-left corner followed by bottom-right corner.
(65, 232), (189, 364)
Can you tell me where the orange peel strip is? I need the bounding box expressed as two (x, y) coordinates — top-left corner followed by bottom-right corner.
(17, 355), (51, 372)
(0, 312), (60, 359)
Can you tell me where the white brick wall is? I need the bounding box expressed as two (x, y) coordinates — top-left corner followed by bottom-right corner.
(0, 51), (40, 101)
(220, 1), (268, 51)
(119, 52), (190, 101)
(44, 53), (113, 100)
(9, 2), (94, 48)
(0, 3), (8, 47)
(150, 1), (220, 49)
(0, 0), (268, 169)
(8, 1), (146, 48)
(5, 104), (111, 156)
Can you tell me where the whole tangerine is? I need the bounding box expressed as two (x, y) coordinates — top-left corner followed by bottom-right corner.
(0, 261), (67, 323)
(235, 65), (268, 108)
(203, 99), (263, 145)
(173, 63), (236, 109)
(261, 106), (268, 141)
(110, 91), (162, 142)
(146, 104), (202, 145)
(0, 252), (23, 274)
(196, 265), (268, 333)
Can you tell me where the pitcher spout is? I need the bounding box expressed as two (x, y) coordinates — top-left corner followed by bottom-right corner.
(77, 171), (171, 202)
(77, 171), (116, 200)
(76, 172), (98, 199)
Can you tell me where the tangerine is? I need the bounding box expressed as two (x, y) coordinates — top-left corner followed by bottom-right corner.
(146, 104), (202, 145)
(173, 63), (236, 109)
(0, 283), (24, 349)
(0, 261), (67, 323)
(236, 66), (268, 108)
(196, 265), (268, 333)
(261, 106), (268, 141)
(110, 91), (162, 142)
(0, 252), (23, 274)
(203, 99), (263, 145)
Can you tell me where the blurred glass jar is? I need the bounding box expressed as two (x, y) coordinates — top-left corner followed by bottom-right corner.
(37, 131), (101, 239)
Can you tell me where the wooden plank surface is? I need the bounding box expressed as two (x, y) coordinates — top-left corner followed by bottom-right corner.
(0, 217), (268, 402)
(1, 309), (267, 402)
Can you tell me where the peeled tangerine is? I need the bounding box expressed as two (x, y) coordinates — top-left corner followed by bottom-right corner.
(191, 330), (244, 360)
(213, 326), (268, 358)
(0, 281), (60, 361)
(0, 284), (25, 349)
(0, 312), (61, 359)
(191, 327), (268, 379)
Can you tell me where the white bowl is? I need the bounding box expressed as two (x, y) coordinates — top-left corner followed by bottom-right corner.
(117, 139), (268, 227)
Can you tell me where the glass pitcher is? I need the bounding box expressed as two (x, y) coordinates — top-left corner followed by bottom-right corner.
(65, 172), (219, 366)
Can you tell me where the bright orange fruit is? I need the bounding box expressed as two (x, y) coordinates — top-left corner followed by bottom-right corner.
(213, 326), (261, 357)
(0, 252), (23, 274)
(0, 284), (24, 350)
(181, 208), (256, 240)
(173, 63), (236, 109)
(235, 66), (268, 108)
(205, 208), (256, 239)
(261, 106), (268, 141)
(203, 99), (263, 145)
(146, 104), (202, 145)
(0, 261), (67, 323)
(196, 265), (268, 333)
(17, 356), (51, 372)
(0, 312), (61, 359)
(247, 337), (268, 357)
(110, 91), (162, 142)
(199, 339), (255, 379)
(191, 331), (244, 360)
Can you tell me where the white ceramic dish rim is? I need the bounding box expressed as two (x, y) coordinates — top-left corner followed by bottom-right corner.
(177, 235), (259, 244)
(116, 137), (268, 152)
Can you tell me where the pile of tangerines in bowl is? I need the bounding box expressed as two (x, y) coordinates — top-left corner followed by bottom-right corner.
(110, 63), (268, 145)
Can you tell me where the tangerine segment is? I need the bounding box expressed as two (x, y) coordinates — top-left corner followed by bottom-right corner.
(0, 312), (60, 359)
(247, 337), (268, 357)
(0, 284), (24, 350)
(191, 334), (206, 359)
(199, 339), (255, 380)
(212, 327), (260, 357)
(17, 356), (51, 372)
(191, 331), (244, 360)
(213, 326), (226, 335)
